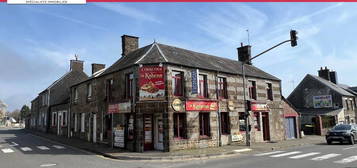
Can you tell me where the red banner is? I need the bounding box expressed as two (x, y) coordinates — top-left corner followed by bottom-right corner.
(251, 102), (269, 112)
(186, 101), (218, 111)
(139, 65), (165, 100)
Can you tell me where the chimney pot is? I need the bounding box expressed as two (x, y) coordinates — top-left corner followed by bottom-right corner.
(318, 66), (331, 81)
(70, 59), (84, 72)
(91, 63), (105, 75)
(122, 35), (139, 57)
(237, 45), (252, 65)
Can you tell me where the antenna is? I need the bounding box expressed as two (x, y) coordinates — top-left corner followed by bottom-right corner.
(246, 29), (250, 45)
(74, 54), (78, 61)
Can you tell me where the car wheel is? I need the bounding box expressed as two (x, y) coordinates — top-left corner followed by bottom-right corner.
(350, 136), (355, 145)
(327, 140), (332, 145)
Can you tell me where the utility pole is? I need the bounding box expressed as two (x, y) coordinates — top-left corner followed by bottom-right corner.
(240, 30), (298, 147)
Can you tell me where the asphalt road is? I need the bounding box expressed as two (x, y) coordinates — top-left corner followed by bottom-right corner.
(2, 128), (357, 168)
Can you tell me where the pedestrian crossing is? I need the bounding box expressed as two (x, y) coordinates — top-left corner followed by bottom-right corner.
(0, 143), (66, 154)
(254, 150), (357, 164)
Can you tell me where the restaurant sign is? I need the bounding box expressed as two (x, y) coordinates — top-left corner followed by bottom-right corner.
(139, 66), (165, 100)
(186, 101), (218, 111)
(172, 99), (185, 112)
(251, 102), (269, 112)
(107, 102), (131, 114)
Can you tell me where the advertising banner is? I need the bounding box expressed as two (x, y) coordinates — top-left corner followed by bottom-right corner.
(251, 102), (269, 112)
(191, 69), (199, 94)
(186, 101), (218, 111)
(108, 102), (131, 114)
(313, 95), (332, 108)
(108, 104), (119, 114)
(139, 66), (165, 100)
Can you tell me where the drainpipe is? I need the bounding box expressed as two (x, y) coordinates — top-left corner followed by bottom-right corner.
(215, 72), (222, 147)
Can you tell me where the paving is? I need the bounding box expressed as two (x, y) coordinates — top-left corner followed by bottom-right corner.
(27, 129), (326, 161)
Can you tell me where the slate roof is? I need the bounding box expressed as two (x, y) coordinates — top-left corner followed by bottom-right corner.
(101, 42), (280, 81)
(338, 84), (357, 96)
(350, 86), (357, 93)
(45, 70), (88, 105)
(308, 74), (353, 96)
(298, 108), (343, 116)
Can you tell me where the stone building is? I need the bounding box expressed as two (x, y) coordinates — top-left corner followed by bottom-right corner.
(282, 97), (300, 139)
(69, 35), (285, 152)
(288, 67), (357, 135)
(30, 59), (88, 136)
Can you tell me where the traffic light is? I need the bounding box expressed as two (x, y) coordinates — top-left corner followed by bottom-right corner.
(246, 100), (251, 111)
(290, 30), (298, 47)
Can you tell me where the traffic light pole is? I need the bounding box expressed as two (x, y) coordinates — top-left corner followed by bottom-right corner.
(242, 38), (295, 147)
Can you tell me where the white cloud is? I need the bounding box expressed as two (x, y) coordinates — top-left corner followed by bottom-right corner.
(94, 3), (161, 23)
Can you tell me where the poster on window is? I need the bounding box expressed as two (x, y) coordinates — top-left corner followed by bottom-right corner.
(139, 66), (165, 100)
(114, 126), (125, 148)
(313, 95), (332, 108)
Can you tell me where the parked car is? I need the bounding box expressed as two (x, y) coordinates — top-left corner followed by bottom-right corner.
(326, 124), (357, 145)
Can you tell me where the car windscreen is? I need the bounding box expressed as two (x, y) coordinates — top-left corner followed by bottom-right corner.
(333, 125), (351, 130)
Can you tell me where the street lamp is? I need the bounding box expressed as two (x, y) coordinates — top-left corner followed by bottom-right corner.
(241, 30), (298, 146)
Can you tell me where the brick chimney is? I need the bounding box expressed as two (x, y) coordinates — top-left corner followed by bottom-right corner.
(237, 43), (252, 65)
(70, 59), (84, 72)
(91, 63), (105, 75)
(122, 35), (139, 57)
(329, 70), (338, 84)
(318, 66), (330, 81)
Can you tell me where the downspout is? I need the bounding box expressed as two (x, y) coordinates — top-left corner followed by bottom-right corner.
(68, 88), (72, 138)
(215, 71), (222, 147)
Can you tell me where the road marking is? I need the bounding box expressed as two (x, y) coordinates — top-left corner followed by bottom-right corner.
(52, 145), (65, 149)
(20, 147), (32, 152)
(270, 151), (302, 158)
(254, 151), (285, 156)
(40, 163), (57, 167)
(234, 148), (252, 153)
(9, 142), (18, 147)
(343, 146), (357, 150)
(289, 152), (320, 159)
(1, 148), (14, 153)
(311, 153), (341, 161)
(37, 146), (50, 150)
(334, 155), (357, 164)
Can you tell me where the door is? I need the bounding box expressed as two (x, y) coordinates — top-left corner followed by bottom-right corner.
(57, 112), (62, 135)
(262, 112), (270, 141)
(154, 114), (164, 150)
(93, 114), (97, 143)
(144, 114), (153, 150)
(285, 117), (296, 139)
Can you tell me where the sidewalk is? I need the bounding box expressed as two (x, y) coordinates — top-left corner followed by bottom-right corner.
(28, 130), (325, 161)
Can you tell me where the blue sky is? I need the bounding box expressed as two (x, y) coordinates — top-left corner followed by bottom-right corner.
(1, 2), (356, 111)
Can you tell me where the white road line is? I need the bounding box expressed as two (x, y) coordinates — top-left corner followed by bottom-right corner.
(311, 153), (341, 161)
(20, 147), (32, 152)
(289, 152), (320, 159)
(1, 148), (14, 153)
(52, 145), (65, 149)
(334, 156), (357, 164)
(40, 163), (57, 167)
(37, 146), (50, 150)
(234, 148), (251, 153)
(254, 151), (285, 156)
(343, 146), (357, 150)
(270, 151), (302, 158)
(9, 142), (18, 147)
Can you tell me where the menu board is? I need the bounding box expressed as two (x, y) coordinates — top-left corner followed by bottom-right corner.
(113, 126), (125, 148)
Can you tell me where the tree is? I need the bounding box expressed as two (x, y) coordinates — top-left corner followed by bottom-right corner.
(20, 105), (30, 122)
(8, 109), (20, 122)
(0, 100), (7, 120)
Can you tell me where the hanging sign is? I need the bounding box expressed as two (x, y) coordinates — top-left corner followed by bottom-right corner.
(251, 102), (269, 112)
(139, 66), (165, 100)
(172, 99), (185, 112)
(191, 69), (199, 94)
(186, 101), (218, 111)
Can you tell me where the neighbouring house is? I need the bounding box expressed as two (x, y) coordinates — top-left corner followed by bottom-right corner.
(288, 67), (357, 135)
(69, 35), (285, 152)
(30, 59), (88, 137)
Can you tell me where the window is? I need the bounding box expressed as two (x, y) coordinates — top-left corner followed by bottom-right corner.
(173, 113), (187, 139)
(248, 81), (257, 100)
(74, 113), (78, 132)
(62, 111), (67, 126)
(199, 74), (208, 98)
(87, 83), (92, 100)
(74, 88), (79, 103)
(106, 79), (114, 102)
(350, 100), (354, 110)
(218, 77), (228, 99)
(266, 83), (273, 101)
(172, 71), (184, 96)
(42, 93), (48, 106)
(81, 113), (85, 132)
(346, 100), (350, 110)
(239, 112), (246, 131)
(125, 73), (134, 99)
(253, 112), (261, 131)
(52, 112), (57, 126)
(221, 112), (230, 134)
(199, 112), (211, 138)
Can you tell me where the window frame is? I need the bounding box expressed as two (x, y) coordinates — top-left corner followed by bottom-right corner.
(248, 80), (257, 100)
(266, 83), (273, 101)
(218, 77), (228, 99)
(173, 113), (187, 139)
(198, 74), (208, 98)
(74, 87), (79, 103)
(220, 112), (230, 135)
(87, 83), (92, 100)
(81, 113), (85, 133)
(125, 73), (134, 99)
(239, 112), (246, 132)
(172, 71), (184, 97)
(199, 112), (211, 138)
(106, 79), (114, 102)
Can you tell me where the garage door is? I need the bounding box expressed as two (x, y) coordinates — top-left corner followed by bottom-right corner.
(285, 117), (296, 139)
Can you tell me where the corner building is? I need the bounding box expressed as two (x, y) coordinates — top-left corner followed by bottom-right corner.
(70, 35), (285, 152)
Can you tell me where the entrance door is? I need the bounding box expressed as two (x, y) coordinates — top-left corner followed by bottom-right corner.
(144, 114), (153, 150)
(262, 112), (270, 141)
(93, 114), (97, 143)
(285, 117), (296, 139)
(57, 112), (62, 135)
(154, 114), (164, 150)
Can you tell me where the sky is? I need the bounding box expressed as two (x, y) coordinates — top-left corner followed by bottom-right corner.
(1, 2), (357, 111)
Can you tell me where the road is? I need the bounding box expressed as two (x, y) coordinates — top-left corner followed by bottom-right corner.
(1, 128), (357, 168)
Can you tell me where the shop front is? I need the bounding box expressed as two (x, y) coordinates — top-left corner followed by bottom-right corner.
(108, 102), (131, 149)
(250, 101), (270, 142)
